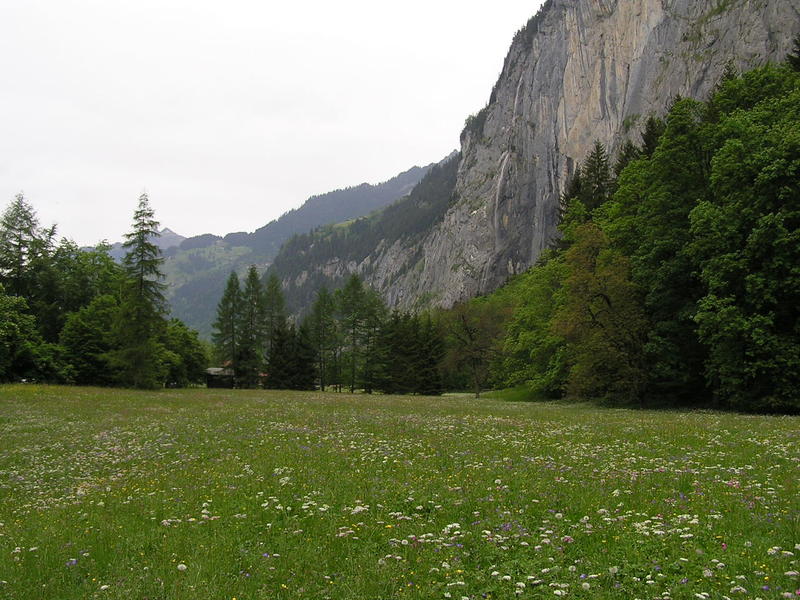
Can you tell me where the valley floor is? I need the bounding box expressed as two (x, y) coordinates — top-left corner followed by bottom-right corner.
(0, 386), (798, 599)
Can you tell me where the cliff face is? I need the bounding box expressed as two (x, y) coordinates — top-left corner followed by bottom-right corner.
(396, 0), (800, 307)
(274, 0), (800, 311)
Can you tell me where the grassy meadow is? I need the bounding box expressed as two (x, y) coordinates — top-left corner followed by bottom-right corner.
(0, 386), (798, 599)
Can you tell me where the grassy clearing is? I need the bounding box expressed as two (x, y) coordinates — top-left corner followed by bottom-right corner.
(0, 385), (798, 599)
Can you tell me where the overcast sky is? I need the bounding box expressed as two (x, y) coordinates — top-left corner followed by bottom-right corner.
(1, 1), (544, 246)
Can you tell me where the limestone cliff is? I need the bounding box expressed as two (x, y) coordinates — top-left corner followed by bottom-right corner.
(273, 0), (800, 311)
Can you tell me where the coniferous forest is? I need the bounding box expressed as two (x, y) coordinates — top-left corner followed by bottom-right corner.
(0, 194), (207, 388)
(449, 60), (800, 413)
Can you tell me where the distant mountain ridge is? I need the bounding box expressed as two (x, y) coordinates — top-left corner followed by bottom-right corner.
(105, 227), (186, 261)
(160, 162), (435, 337)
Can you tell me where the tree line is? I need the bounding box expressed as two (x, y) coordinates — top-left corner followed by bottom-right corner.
(0, 193), (207, 387)
(212, 272), (445, 395)
(443, 55), (800, 413)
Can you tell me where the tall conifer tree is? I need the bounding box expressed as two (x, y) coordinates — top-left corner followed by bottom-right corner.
(336, 274), (366, 393)
(263, 273), (286, 361)
(212, 271), (242, 375)
(237, 265), (267, 387)
(0, 193), (45, 298)
(110, 193), (167, 388)
(308, 286), (337, 390)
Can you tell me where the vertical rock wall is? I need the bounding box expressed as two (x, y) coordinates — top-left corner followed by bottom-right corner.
(375, 0), (800, 308)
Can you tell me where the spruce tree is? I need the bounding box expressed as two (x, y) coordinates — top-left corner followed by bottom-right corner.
(265, 320), (292, 389)
(308, 287), (337, 390)
(263, 273), (286, 361)
(613, 140), (641, 178)
(0, 193), (44, 297)
(212, 271), (242, 375)
(110, 193), (167, 388)
(579, 141), (612, 212)
(237, 265), (267, 387)
(291, 322), (317, 390)
(640, 116), (666, 157)
(121, 193), (166, 312)
(336, 274), (366, 393)
(359, 287), (386, 394)
(417, 314), (445, 396)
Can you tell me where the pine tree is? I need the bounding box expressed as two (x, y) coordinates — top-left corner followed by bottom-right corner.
(0, 193), (45, 297)
(263, 273), (286, 361)
(416, 314), (444, 396)
(640, 116), (666, 158)
(336, 274), (366, 393)
(307, 287), (337, 390)
(121, 193), (166, 312)
(375, 311), (411, 394)
(359, 287), (386, 394)
(265, 320), (292, 389)
(613, 140), (641, 178)
(291, 322), (317, 390)
(109, 193), (167, 388)
(212, 271), (242, 375)
(237, 265), (267, 387)
(579, 141), (612, 212)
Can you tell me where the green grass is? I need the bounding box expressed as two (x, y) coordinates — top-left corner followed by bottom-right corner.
(0, 386), (798, 599)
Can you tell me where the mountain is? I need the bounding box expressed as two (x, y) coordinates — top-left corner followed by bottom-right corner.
(270, 153), (460, 314)
(162, 162), (434, 337)
(106, 227), (186, 261)
(157, 228), (186, 250)
(268, 0), (800, 313)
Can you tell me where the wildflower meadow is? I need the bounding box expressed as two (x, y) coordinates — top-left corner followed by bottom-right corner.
(0, 385), (798, 599)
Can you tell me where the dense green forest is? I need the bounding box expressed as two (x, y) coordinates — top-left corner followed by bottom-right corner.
(212, 271), (446, 395)
(0, 194), (207, 387)
(448, 59), (800, 412)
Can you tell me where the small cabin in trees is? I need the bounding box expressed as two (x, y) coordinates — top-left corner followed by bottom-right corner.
(205, 367), (234, 388)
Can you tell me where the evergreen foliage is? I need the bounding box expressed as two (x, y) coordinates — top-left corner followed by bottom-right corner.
(212, 271), (242, 373)
(265, 323), (317, 390)
(0, 193), (47, 298)
(237, 266), (268, 388)
(307, 287), (337, 391)
(110, 193), (170, 389)
(0, 192), (206, 387)
(263, 273), (287, 359)
(481, 62), (800, 413)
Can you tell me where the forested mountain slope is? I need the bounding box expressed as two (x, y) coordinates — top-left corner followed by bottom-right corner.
(268, 153), (460, 314)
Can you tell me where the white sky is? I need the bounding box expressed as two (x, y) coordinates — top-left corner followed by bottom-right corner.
(1, 1), (543, 246)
